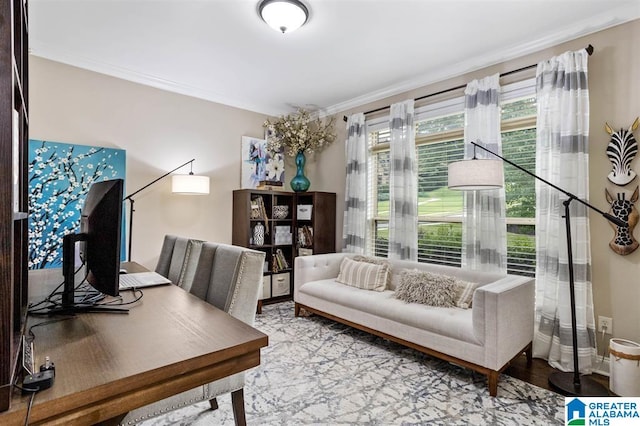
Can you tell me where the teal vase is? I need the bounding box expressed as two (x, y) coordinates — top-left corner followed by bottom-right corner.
(290, 151), (310, 192)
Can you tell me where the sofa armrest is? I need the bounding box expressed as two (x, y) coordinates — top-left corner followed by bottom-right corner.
(472, 275), (535, 370)
(294, 252), (353, 300)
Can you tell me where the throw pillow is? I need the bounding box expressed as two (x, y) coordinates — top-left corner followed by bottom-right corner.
(336, 257), (389, 292)
(394, 269), (457, 307)
(352, 255), (393, 288)
(453, 279), (481, 309)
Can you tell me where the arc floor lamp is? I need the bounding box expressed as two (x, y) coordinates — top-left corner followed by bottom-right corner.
(123, 159), (209, 261)
(448, 141), (623, 396)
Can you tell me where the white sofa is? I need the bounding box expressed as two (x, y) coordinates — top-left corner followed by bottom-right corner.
(294, 252), (535, 396)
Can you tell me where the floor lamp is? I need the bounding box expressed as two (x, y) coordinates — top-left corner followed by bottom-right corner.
(123, 159), (210, 262)
(448, 141), (625, 396)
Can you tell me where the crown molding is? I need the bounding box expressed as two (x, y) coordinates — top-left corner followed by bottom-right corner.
(324, 6), (640, 116)
(30, 42), (280, 116)
(31, 4), (640, 119)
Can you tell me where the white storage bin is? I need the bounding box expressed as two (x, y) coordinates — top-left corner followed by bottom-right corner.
(261, 275), (271, 300)
(609, 338), (640, 396)
(297, 205), (312, 220)
(271, 272), (290, 297)
(298, 248), (313, 256)
(274, 233), (292, 245)
(275, 225), (291, 234)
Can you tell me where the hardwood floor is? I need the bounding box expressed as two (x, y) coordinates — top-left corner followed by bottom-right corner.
(504, 353), (610, 394)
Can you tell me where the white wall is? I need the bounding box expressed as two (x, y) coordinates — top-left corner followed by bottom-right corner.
(30, 56), (268, 273)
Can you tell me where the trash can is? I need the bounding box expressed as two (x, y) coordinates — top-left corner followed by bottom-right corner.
(609, 338), (640, 396)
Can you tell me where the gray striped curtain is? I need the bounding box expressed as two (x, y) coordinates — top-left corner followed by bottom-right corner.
(388, 100), (417, 261)
(462, 74), (507, 273)
(532, 49), (596, 373)
(342, 113), (367, 254)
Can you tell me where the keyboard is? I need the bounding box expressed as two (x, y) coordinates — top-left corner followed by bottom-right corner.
(119, 272), (172, 290)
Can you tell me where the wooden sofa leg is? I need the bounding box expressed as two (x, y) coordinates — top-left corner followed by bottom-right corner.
(294, 303), (300, 317)
(231, 389), (247, 426)
(209, 397), (218, 410)
(525, 343), (533, 366)
(488, 371), (499, 397)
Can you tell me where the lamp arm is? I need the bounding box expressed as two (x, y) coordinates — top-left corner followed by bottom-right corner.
(123, 158), (195, 201)
(123, 158), (195, 262)
(470, 141), (626, 228)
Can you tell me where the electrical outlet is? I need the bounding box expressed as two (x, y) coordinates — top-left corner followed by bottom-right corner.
(598, 316), (613, 334)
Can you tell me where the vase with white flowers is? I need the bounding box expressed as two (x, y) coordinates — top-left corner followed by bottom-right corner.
(264, 108), (336, 192)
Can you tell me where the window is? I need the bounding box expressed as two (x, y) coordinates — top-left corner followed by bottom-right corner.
(367, 81), (536, 276)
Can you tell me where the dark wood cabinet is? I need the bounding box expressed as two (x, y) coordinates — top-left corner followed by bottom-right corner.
(1, 0), (29, 412)
(233, 189), (336, 306)
(294, 191), (336, 256)
(233, 189), (295, 303)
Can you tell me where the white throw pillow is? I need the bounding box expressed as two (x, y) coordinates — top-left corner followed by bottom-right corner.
(352, 255), (393, 288)
(454, 279), (481, 309)
(336, 257), (389, 292)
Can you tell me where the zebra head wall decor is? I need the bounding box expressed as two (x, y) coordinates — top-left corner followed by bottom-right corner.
(605, 117), (640, 186)
(605, 186), (639, 256)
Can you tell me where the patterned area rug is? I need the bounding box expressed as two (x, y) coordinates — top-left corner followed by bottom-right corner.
(141, 302), (564, 425)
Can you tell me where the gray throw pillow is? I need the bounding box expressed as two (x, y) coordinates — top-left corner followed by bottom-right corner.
(395, 269), (458, 307)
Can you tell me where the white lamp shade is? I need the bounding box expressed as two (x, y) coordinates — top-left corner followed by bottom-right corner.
(448, 159), (504, 190)
(259, 0), (308, 33)
(171, 174), (210, 195)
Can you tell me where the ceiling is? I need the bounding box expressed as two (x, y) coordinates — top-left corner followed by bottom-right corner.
(30, 0), (640, 117)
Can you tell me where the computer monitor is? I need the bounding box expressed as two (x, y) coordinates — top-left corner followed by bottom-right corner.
(58, 178), (127, 314)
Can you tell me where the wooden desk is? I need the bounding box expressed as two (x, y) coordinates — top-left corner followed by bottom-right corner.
(0, 269), (268, 425)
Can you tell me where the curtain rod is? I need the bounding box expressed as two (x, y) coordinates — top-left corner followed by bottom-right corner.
(342, 44), (594, 122)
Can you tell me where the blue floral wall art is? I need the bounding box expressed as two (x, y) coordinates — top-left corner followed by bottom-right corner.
(241, 136), (285, 188)
(28, 140), (126, 270)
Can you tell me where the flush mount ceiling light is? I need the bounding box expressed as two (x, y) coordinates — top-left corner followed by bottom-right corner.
(259, 0), (309, 34)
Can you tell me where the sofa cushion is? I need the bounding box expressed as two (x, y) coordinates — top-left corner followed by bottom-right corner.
(395, 269), (457, 307)
(336, 257), (389, 291)
(298, 279), (479, 344)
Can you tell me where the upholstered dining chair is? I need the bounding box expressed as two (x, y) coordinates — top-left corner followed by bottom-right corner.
(155, 234), (203, 288)
(188, 242), (265, 425)
(120, 241), (265, 426)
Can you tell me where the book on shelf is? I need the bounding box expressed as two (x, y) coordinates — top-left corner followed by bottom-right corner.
(271, 248), (289, 272)
(276, 248), (289, 269)
(297, 225), (313, 248)
(257, 180), (283, 190)
(250, 196), (269, 225)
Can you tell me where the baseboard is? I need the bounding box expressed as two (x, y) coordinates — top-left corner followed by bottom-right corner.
(593, 356), (610, 377)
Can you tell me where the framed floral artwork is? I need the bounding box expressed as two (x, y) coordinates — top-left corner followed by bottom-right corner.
(241, 136), (284, 188)
(28, 139), (126, 269)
